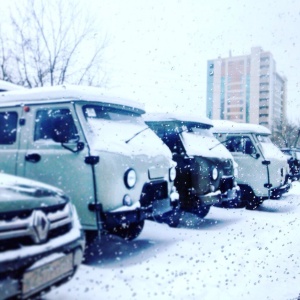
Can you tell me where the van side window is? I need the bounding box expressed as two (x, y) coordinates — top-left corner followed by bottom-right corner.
(0, 112), (18, 144)
(34, 109), (78, 142)
(225, 136), (256, 155)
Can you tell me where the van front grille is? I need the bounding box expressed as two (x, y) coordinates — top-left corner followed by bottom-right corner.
(140, 181), (168, 207)
(220, 176), (234, 193)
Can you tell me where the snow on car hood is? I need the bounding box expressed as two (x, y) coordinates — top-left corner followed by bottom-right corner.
(181, 131), (234, 160)
(0, 173), (67, 211)
(260, 142), (288, 161)
(87, 119), (172, 159)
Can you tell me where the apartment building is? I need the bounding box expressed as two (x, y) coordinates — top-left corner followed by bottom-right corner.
(206, 47), (287, 131)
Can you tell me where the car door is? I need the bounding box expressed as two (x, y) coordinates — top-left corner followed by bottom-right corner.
(17, 103), (97, 228)
(0, 108), (22, 175)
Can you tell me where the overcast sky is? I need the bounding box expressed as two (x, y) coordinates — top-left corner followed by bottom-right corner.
(93, 0), (300, 121)
(1, 0), (300, 121)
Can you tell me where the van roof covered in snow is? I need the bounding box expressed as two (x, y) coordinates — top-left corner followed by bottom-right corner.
(212, 120), (271, 135)
(144, 112), (213, 127)
(0, 85), (145, 113)
(0, 80), (25, 92)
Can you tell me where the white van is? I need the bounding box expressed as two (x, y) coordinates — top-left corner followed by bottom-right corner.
(212, 120), (290, 209)
(0, 85), (179, 240)
(145, 113), (241, 218)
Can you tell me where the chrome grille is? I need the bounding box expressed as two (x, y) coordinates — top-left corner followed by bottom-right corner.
(0, 203), (73, 247)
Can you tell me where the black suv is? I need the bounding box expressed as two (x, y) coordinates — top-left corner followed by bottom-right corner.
(0, 173), (85, 299)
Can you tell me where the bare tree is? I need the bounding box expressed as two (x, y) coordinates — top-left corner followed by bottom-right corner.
(0, 0), (108, 87)
(272, 118), (300, 148)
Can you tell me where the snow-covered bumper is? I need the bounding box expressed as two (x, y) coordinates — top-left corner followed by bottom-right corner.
(0, 208), (85, 300)
(218, 186), (241, 208)
(269, 182), (291, 199)
(214, 176), (242, 208)
(102, 180), (180, 227)
(198, 190), (222, 206)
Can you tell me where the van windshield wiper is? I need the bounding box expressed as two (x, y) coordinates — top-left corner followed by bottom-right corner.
(125, 127), (150, 144)
(209, 138), (231, 151)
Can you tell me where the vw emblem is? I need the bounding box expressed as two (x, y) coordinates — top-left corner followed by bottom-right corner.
(32, 210), (50, 243)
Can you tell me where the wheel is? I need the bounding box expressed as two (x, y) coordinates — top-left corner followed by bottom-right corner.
(193, 205), (210, 218)
(165, 207), (182, 228)
(153, 207), (182, 228)
(108, 220), (145, 241)
(245, 198), (260, 210)
(240, 185), (260, 210)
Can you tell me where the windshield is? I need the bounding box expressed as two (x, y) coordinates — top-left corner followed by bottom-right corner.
(82, 105), (170, 157)
(83, 105), (146, 142)
(83, 105), (144, 124)
(182, 130), (233, 159)
(257, 134), (286, 160)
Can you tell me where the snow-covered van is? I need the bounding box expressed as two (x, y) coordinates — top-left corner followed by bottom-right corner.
(0, 85), (179, 241)
(0, 173), (84, 299)
(145, 113), (241, 218)
(212, 120), (290, 209)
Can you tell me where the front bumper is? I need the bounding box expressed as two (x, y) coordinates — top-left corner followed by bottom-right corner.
(103, 183), (180, 228)
(287, 172), (300, 181)
(0, 225), (85, 299)
(219, 186), (241, 208)
(198, 190), (222, 206)
(103, 197), (180, 227)
(270, 182), (291, 199)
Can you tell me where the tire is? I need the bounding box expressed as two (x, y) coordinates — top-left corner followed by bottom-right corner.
(240, 185), (260, 210)
(245, 198), (260, 210)
(153, 207), (182, 228)
(193, 205), (210, 218)
(165, 207), (182, 228)
(108, 220), (145, 241)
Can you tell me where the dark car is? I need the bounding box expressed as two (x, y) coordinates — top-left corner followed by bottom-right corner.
(0, 173), (85, 299)
(145, 113), (241, 220)
(280, 147), (300, 181)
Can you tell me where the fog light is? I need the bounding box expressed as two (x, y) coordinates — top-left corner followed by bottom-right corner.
(170, 186), (179, 202)
(123, 194), (132, 206)
(210, 185), (215, 192)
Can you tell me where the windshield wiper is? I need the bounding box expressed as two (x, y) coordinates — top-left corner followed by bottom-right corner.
(125, 127), (150, 144)
(209, 138), (231, 151)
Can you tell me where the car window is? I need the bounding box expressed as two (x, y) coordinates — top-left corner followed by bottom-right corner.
(0, 111), (18, 144)
(34, 108), (78, 142)
(225, 135), (256, 154)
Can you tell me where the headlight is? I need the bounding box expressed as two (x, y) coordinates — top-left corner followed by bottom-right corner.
(211, 167), (218, 180)
(123, 194), (133, 206)
(124, 168), (137, 189)
(169, 166), (176, 181)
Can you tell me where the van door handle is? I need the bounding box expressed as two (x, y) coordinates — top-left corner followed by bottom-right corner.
(25, 153), (41, 163)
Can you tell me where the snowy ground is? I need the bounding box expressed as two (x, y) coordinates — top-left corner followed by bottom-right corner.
(46, 182), (300, 300)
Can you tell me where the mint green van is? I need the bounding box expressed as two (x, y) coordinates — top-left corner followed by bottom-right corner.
(0, 85), (179, 240)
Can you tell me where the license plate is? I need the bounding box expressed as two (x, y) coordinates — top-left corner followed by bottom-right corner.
(22, 253), (73, 295)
